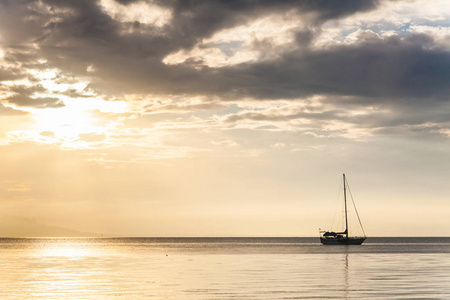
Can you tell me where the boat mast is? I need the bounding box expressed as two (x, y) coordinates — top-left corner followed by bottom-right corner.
(343, 173), (348, 238)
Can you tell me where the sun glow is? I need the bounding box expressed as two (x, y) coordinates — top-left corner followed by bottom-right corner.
(4, 96), (128, 149)
(34, 104), (96, 136)
(24, 97), (127, 148)
(0, 66), (130, 148)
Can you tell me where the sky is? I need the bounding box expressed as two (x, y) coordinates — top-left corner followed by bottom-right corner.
(1, 0), (450, 237)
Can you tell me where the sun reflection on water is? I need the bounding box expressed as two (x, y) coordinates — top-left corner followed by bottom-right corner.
(38, 246), (94, 258)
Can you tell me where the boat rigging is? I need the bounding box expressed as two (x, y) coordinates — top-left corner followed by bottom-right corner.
(320, 174), (366, 245)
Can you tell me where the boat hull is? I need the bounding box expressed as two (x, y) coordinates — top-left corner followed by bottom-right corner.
(320, 237), (366, 245)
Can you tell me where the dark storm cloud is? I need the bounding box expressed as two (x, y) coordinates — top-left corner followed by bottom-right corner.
(3, 0), (450, 113)
(166, 0), (379, 47)
(31, 0), (377, 59)
(0, 0), (380, 92)
(111, 32), (449, 107)
(214, 33), (450, 101)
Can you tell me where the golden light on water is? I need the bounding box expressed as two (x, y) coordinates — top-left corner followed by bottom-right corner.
(38, 244), (96, 258)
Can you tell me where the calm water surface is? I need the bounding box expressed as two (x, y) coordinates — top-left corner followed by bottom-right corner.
(0, 237), (449, 299)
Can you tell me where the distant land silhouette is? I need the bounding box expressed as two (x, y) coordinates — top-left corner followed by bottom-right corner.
(0, 215), (100, 237)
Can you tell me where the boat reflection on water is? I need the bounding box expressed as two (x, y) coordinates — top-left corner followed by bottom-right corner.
(344, 253), (349, 299)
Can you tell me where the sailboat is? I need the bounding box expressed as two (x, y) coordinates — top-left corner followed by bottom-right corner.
(320, 174), (366, 245)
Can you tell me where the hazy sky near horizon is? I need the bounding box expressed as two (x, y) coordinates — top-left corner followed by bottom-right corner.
(1, 0), (450, 237)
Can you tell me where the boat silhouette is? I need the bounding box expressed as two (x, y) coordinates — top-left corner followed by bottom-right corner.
(320, 174), (366, 245)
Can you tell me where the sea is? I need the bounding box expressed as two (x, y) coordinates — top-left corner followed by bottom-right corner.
(0, 237), (449, 299)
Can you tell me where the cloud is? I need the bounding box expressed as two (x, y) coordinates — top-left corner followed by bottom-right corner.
(1, 0), (450, 141)
(144, 98), (227, 113)
(40, 130), (54, 137)
(9, 0), (444, 106)
(4, 84), (65, 108)
(224, 109), (342, 124)
(211, 33), (450, 101)
(0, 0), (381, 95)
(220, 94), (450, 140)
(78, 133), (106, 143)
(0, 66), (24, 82)
(0, 103), (27, 115)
